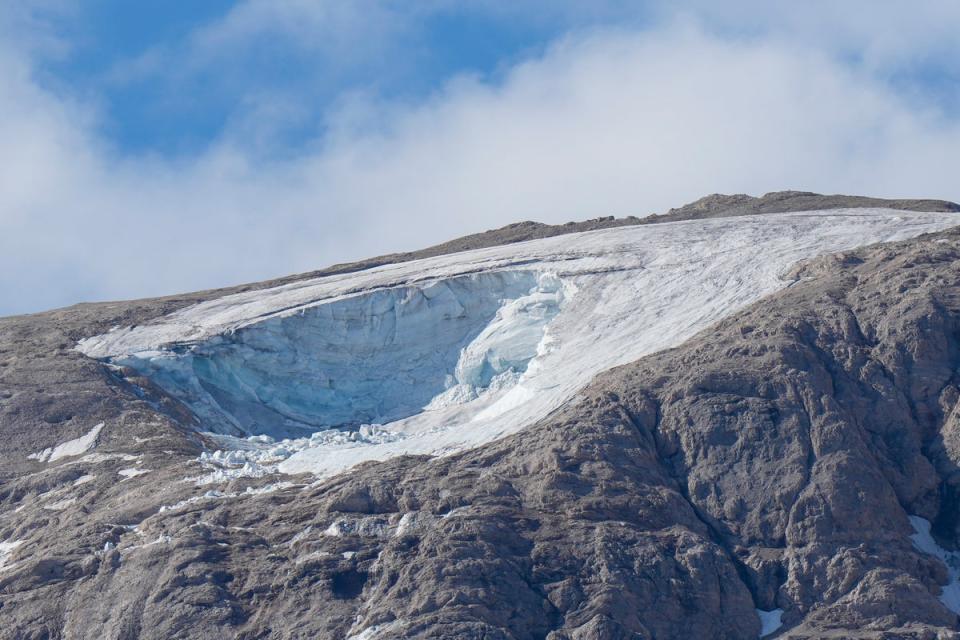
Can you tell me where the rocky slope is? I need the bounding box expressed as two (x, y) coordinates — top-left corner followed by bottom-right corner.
(2, 192), (960, 639)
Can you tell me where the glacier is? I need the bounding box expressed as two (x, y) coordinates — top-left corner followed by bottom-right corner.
(77, 209), (960, 478)
(103, 271), (562, 437)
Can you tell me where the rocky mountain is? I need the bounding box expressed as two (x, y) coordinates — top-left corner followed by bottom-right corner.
(3, 192), (960, 639)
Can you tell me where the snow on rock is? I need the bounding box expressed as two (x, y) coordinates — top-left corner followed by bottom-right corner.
(0, 540), (24, 570)
(346, 621), (406, 640)
(118, 468), (151, 480)
(159, 490), (232, 514)
(73, 452), (138, 465)
(77, 210), (960, 479)
(28, 423), (104, 463)
(395, 511), (437, 537)
(73, 474), (96, 486)
(192, 427), (404, 485)
(756, 608), (783, 637)
(158, 482), (294, 514)
(908, 515), (960, 614)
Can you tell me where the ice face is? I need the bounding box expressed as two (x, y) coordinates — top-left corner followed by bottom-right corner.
(908, 515), (960, 614)
(112, 271), (563, 437)
(756, 608), (783, 637)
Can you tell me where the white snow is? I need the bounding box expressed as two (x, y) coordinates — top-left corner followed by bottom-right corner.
(76, 209), (960, 479)
(0, 540), (23, 570)
(346, 621), (406, 640)
(908, 515), (960, 614)
(72, 452), (138, 465)
(192, 428), (404, 485)
(157, 482), (294, 514)
(118, 467), (151, 479)
(395, 511), (437, 537)
(756, 608), (783, 637)
(28, 423), (104, 463)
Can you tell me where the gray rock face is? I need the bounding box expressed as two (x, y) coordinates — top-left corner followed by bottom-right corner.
(2, 193), (960, 639)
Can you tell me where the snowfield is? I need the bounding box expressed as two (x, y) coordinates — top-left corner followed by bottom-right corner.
(77, 209), (959, 478)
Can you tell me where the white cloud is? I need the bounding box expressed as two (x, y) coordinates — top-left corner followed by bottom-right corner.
(658, 1), (960, 72)
(2, 14), (960, 316)
(191, 0), (404, 53)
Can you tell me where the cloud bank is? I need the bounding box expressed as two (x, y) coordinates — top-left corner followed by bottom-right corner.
(2, 3), (960, 315)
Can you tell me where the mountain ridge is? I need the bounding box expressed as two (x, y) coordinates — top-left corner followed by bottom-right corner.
(12, 190), (956, 325)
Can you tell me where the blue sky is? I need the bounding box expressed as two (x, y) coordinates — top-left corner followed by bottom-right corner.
(29, 3), (659, 157)
(3, 1), (960, 315)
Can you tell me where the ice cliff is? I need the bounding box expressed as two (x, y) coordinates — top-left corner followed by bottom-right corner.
(106, 271), (562, 438)
(78, 209), (960, 477)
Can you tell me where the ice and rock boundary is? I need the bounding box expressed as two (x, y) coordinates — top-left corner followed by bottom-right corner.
(78, 208), (960, 479)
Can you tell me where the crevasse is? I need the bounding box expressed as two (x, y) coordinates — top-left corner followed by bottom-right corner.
(112, 271), (563, 437)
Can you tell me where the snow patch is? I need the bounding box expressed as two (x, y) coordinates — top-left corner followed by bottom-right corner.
(192, 427), (402, 485)
(294, 551), (333, 564)
(442, 506), (470, 519)
(146, 534), (172, 547)
(346, 621), (406, 640)
(908, 515), (960, 614)
(756, 608), (783, 637)
(28, 423), (104, 462)
(0, 540), (24, 570)
(158, 482), (293, 513)
(74, 452), (139, 464)
(395, 511), (436, 537)
(118, 468), (151, 480)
